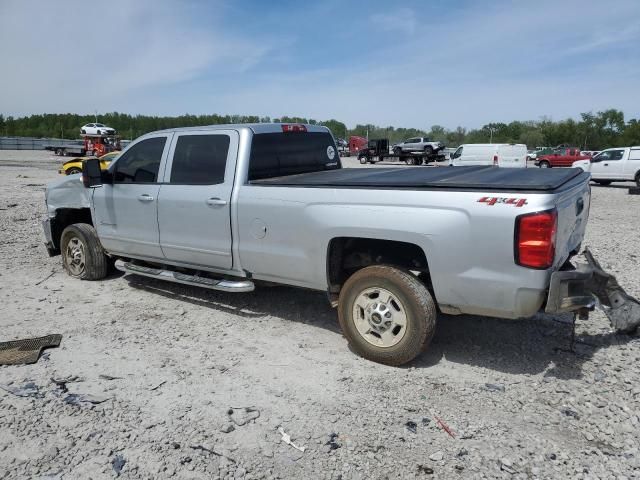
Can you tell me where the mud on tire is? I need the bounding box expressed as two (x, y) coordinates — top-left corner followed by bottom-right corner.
(338, 265), (436, 366)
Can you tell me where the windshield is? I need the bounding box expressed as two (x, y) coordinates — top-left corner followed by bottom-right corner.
(248, 132), (340, 181)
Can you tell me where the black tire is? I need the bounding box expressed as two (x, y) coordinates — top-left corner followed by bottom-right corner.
(393, 147), (402, 156)
(595, 180), (612, 186)
(338, 265), (436, 366)
(66, 167), (82, 175)
(60, 224), (108, 280)
(423, 146), (434, 156)
(539, 161), (550, 168)
(635, 172), (640, 188)
(359, 156), (368, 165)
(81, 129), (86, 134)
(55, 148), (63, 156)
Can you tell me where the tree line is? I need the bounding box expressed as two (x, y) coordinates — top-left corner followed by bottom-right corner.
(1, 109), (638, 150)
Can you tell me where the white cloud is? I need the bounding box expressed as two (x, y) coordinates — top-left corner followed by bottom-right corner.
(0, 0), (271, 114)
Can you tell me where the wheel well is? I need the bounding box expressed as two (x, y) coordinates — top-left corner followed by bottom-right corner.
(50, 208), (93, 252)
(326, 237), (433, 299)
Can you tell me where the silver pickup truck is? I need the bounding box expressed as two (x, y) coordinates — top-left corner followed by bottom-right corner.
(42, 123), (640, 365)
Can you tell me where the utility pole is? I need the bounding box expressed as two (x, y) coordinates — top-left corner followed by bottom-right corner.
(94, 110), (98, 123)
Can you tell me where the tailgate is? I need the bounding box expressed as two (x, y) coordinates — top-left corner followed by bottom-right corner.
(553, 177), (591, 267)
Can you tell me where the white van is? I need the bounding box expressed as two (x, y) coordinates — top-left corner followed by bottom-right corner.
(449, 144), (527, 168)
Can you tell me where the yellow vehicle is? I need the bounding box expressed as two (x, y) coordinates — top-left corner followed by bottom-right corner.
(59, 151), (120, 175)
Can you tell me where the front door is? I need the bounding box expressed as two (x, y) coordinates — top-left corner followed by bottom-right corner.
(157, 130), (238, 269)
(92, 134), (171, 259)
(590, 149), (625, 180)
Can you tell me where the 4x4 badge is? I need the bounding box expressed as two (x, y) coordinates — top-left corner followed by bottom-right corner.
(478, 197), (528, 207)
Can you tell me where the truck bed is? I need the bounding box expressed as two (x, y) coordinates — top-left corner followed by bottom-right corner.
(251, 166), (588, 192)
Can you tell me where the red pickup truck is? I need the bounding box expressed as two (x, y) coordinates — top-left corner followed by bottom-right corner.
(535, 148), (590, 168)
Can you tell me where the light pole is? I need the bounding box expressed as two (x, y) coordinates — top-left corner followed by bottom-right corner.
(489, 127), (495, 143)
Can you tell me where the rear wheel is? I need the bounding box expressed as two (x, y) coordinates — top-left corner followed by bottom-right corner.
(635, 172), (640, 187)
(61, 224), (108, 280)
(338, 265), (436, 366)
(539, 161), (550, 168)
(393, 147), (402, 156)
(55, 148), (63, 156)
(66, 167), (81, 175)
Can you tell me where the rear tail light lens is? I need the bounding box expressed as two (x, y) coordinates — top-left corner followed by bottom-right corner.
(493, 155), (499, 166)
(281, 124), (307, 133)
(515, 209), (557, 269)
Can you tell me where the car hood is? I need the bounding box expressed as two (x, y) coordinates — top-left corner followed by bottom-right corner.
(572, 159), (591, 171)
(45, 174), (90, 215)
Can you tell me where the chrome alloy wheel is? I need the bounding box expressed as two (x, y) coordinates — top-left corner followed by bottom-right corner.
(64, 236), (86, 276)
(352, 287), (408, 348)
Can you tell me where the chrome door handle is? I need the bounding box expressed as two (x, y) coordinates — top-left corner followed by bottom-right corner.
(206, 198), (227, 206)
(138, 194), (154, 202)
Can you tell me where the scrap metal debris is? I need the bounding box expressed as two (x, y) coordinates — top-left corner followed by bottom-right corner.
(325, 433), (341, 450)
(63, 393), (109, 406)
(433, 413), (456, 438)
(111, 454), (126, 476)
(227, 406), (260, 426)
(405, 421), (418, 434)
(149, 380), (166, 391)
(50, 375), (83, 393)
(0, 334), (62, 365)
(0, 381), (41, 398)
(278, 427), (306, 452)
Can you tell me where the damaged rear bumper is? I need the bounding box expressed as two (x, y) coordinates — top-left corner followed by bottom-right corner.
(546, 249), (640, 333)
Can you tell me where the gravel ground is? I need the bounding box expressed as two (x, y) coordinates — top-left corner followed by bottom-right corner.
(0, 150), (639, 479)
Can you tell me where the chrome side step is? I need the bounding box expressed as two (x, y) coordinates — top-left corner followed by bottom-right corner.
(114, 259), (255, 293)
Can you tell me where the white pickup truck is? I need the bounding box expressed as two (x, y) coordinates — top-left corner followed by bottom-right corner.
(572, 146), (640, 186)
(42, 124), (640, 365)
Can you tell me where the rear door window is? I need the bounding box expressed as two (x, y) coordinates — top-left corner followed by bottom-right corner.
(113, 137), (167, 183)
(170, 134), (230, 184)
(249, 132), (339, 181)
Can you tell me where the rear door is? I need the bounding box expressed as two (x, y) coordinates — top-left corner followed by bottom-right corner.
(92, 134), (171, 258)
(157, 130), (238, 269)
(623, 148), (640, 179)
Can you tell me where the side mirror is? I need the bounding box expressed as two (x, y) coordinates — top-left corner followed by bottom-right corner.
(82, 158), (104, 188)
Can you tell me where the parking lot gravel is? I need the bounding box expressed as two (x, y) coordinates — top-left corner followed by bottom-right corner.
(0, 150), (639, 479)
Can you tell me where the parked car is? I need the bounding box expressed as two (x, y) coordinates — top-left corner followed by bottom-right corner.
(449, 144), (527, 168)
(535, 147), (590, 168)
(527, 147), (552, 161)
(59, 151), (120, 175)
(572, 146), (640, 186)
(42, 123), (640, 365)
(81, 123), (116, 135)
(392, 137), (444, 155)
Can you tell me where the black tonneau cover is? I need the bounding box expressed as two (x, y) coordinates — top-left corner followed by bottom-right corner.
(251, 166), (587, 192)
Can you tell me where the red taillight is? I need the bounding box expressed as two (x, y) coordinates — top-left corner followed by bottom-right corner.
(493, 155), (499, 166)
(515, 209), (557, 269)
(281, 124), (307, 133)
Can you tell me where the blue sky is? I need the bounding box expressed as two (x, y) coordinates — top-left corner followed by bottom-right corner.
(1, 0), (639, 129)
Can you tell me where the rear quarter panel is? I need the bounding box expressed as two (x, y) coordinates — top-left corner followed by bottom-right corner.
(235, 184), (580, 319)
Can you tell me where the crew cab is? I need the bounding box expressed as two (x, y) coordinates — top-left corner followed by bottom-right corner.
(572, 146), (640, 186)
(42, 124), (640, 365)
(535, 147), (590, 168)
(392, 137), (444, 155)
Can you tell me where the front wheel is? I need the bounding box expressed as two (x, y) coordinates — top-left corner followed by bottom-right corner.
(66, 167), (81, 175)
(338, 265), (437, 366)
(359, 156), (368, 165)
(423, 146), (433, 156)
(539, 161), (550, 168)
(635, 173), (640, 187)
(61, 224), (108, 280)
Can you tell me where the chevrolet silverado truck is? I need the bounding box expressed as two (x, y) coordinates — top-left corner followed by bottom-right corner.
(42, 123), (640, 365)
